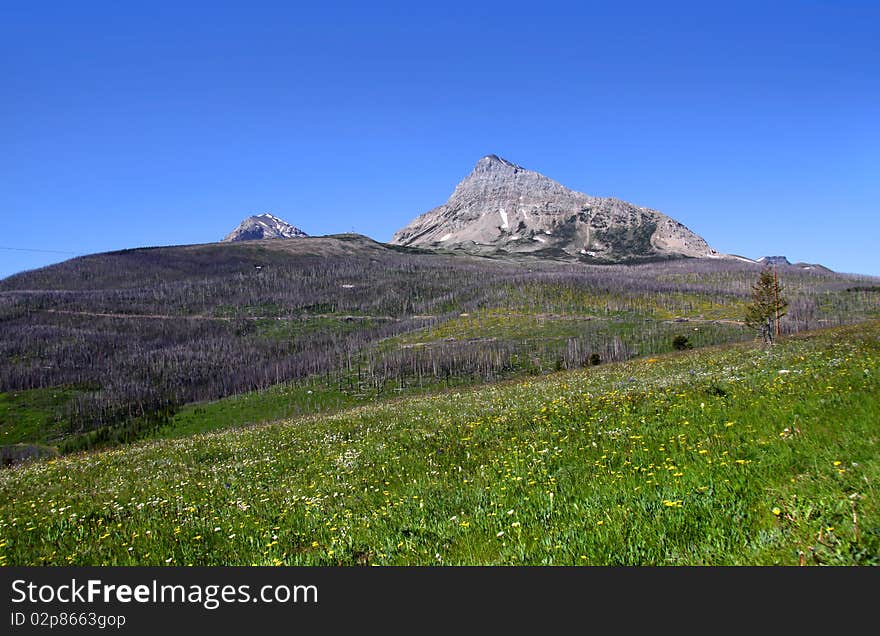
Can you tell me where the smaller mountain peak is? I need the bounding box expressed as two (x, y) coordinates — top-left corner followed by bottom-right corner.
(757, 256), (791, 266)
(223, 213), (308, 242)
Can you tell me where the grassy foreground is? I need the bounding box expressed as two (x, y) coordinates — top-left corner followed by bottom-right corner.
(1, 321), (878, 566)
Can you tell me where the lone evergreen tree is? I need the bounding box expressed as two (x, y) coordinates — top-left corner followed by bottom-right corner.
(745, 266), (788, 345)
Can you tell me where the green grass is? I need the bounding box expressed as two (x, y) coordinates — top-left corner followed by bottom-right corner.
(381, 306), (750, 374)
(0, 321), (877, 566)
(389, 307), (747, 346)
(250, 316), (381, 341)
(0, 387), (85, 446)
(499, 283), (751, 320)
(162, 381), (363, 439)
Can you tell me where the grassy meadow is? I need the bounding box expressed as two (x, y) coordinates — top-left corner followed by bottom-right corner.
(1, 320), (877, 566)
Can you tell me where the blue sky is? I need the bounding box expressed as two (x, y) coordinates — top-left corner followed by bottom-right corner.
(2, 1), (878, 278)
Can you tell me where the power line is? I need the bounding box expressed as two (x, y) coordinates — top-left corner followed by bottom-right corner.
(0, 246), (83, 255)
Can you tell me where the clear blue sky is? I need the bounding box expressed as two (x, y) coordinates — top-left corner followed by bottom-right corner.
(2, 1), (878, 278)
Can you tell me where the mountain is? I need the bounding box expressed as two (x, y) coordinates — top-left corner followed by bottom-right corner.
(757, 256), (792, 266)
(391, 155), (724, 261)
(223, 213), (308, 242)
(757, 256), (833, 272)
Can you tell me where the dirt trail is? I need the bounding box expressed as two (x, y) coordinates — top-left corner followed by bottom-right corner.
(44, 309), (224, 321)
(41, 309), (415, 322)
(41, 308), (744, 328)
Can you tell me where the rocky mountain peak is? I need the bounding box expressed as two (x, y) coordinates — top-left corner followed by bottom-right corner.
(757, 256), (792, 266)
(223, 213), (308, 242)
(391, 155), (724, 262)
(474, 154), (520, 171)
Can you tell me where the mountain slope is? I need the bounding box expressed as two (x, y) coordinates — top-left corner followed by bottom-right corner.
(1, 229), (874, 460)
(391, 155), (723, 261)
(223, 213), (308, 242)
(2, 319), (878, 565)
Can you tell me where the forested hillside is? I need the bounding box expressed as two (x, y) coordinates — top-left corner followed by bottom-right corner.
(2, 234), (878, 456)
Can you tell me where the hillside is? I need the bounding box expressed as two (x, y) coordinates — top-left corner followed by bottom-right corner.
(1, 236), (878, 456)
(1, 320), (877, 565)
